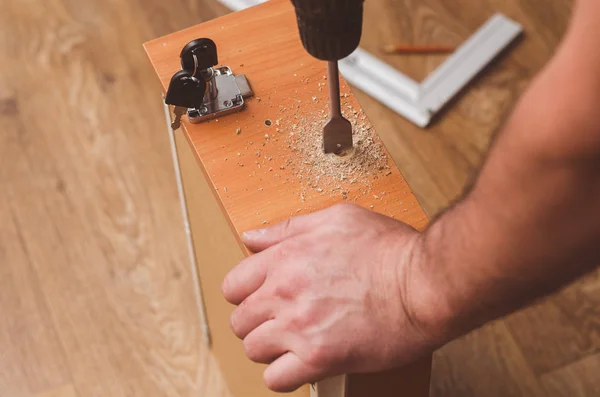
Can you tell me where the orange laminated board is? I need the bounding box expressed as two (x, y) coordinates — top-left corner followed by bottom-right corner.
(144, 0), (431, 396)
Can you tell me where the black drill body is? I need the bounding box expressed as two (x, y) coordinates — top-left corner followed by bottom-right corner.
(290, 0), (364, 61)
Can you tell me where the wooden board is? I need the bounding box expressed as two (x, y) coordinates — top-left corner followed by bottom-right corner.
(145, 0), (431, 396)
(172, 121), (270, 397)
(144, 0), (428, 235)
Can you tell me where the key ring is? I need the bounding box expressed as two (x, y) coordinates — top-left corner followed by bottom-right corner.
(192, 54), (199, 77)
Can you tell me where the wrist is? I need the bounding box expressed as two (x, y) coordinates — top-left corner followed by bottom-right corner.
(402, 219), (462, 351)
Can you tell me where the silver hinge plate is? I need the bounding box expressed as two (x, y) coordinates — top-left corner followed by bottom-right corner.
(187, 66), (253, 123)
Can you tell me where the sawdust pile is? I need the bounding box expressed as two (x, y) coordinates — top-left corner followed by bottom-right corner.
(230, 78), (393, 204)
(286, 107), (391, 199)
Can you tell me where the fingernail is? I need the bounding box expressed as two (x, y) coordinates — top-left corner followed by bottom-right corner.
(242, 228), (267, 240)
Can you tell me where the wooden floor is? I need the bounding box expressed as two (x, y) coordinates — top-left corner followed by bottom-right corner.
(0, 0), (598, 396)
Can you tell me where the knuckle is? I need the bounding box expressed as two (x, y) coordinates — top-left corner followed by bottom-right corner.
(305, 338), (349, 369)
(229, 302), (247, 338)
(273, 280), (299, 300)
(221, 275), (233, 299)
(328, 203), (362, 228)
(229, 311), (241, 338)
(264, 373), (296, 393)
(222, 258), (252, 301)
(243, 337), (260, 362)
(264, 373), (280, 392)
(306, 341), (333, 368)
(283, 303), (315, 331)
(332, 202), (358, 214)
(229, 312), (239, 336)
(272, 272), (308, 301)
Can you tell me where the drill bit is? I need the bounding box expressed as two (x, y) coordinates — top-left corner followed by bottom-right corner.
(289, 0), (363, 153)
(323, 61), (353, 154)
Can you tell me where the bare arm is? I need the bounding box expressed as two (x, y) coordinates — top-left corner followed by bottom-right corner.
(222, 1), (600, 392)
(413, 0), (600, 343)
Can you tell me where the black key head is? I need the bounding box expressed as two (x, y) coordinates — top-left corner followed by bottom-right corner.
(180, 38), (218, 76)
(165, 70), (206, 109)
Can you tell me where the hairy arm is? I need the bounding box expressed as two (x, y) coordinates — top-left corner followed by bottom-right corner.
(222, 1), (600, 391)
(413, 0), (600, 343)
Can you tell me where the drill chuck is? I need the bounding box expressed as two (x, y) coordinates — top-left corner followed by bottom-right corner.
(291, 0), (364, 61)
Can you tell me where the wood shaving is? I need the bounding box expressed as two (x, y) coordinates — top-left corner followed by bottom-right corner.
(285, 106), (391, 199)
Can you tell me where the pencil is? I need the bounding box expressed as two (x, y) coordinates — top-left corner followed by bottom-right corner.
(382, 44), (456, 54)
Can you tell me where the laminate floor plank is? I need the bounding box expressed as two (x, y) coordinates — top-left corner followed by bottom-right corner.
(1, 0), (597, 396)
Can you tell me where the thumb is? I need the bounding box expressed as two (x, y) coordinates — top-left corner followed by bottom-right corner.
(242, 214), (314, 252)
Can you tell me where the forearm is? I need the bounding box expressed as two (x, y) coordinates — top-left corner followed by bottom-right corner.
(420, 164), (600, 340)
(412, 1), (600, 343)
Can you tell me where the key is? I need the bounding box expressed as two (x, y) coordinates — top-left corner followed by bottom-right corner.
(171, 106), (187, 130)
(165, 70), (206, 130)
(166, 70), (205, 109)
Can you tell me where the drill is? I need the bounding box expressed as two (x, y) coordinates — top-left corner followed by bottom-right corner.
(290, 0), (364, 154)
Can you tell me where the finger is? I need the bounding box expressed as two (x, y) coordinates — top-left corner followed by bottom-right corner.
(243, 320), (289, 364)
(230, 290), (274, 339)
(242, 212), (320, 252)
(264, 352), (323, 393)
(222, 255), (268, 305)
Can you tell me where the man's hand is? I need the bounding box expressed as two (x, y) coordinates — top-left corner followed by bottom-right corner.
(224, 0), (600, 392)
(222, 203), (435, 392)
